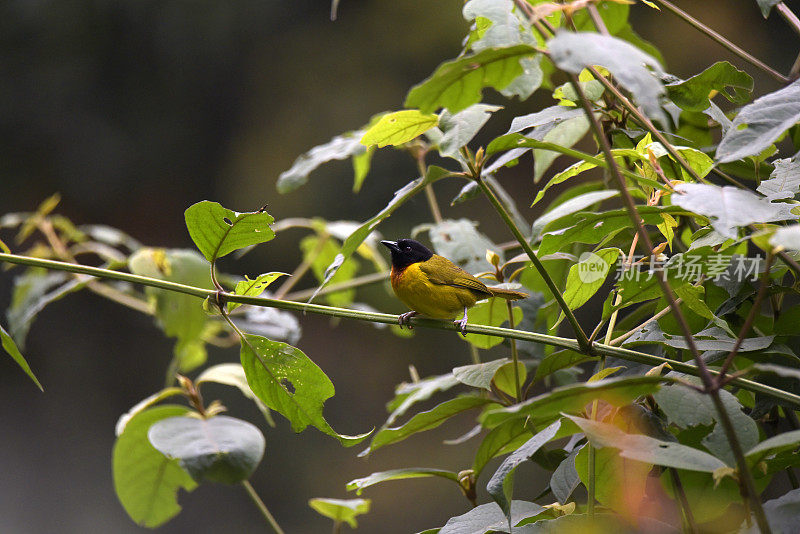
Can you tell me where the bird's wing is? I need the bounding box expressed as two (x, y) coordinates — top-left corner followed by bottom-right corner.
(420, 255), (493, 296)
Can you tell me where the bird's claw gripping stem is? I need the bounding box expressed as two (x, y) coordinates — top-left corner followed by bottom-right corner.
(455, 307), (469, 337)
(398, 311), (418, 329)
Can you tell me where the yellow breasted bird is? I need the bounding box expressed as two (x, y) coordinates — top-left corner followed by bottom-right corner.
(381, 239), (527, 336)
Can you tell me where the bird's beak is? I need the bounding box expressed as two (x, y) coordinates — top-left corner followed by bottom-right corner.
(381, 240), (399, 252)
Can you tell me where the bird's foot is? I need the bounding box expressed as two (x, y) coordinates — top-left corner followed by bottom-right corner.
(454, 308), (469, 337)
(398, 311), (418, 329)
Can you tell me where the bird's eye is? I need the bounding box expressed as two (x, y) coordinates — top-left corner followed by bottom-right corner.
(404, 246), (411, 251)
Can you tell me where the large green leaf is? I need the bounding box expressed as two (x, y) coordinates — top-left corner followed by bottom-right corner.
(453, 358), (511, 391)
(112, 405), (197, 528)
(533, 115), (591, 182)
(487, 420), (562, 518)
(184, 201), (275, 262)
(533, 350), (598, 382)
(129, 248), (213, 372)
(561, 248), (621, 312)
(716, 79), (800, 163)
(308, 498), (371, 528)
(1, 322), (42, 390)
(346, 468), (459, 495)
(532, 190), (619, 237)
(666, 61), (753, 112)
(360, 110), (438, 148)
(309, 166), (449, 302)
(276, 130), (366, 193)
(239, 334), (370, 446)
(438, 501), (544, 534)
(567, 415), (726, 472)
(671, 183), (796, 239)
(548, 32), (665, 122)
(148, 415), (265, 484)
(405, 45), (539, 113)
(363, 396), (492, 455)
(483, 375), (666, 427)
(757, 156), (800, 200)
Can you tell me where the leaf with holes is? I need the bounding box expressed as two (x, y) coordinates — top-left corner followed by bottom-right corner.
(666, 61), (753, 112)
(240, 334), (370, 446)
(184, 201), (275, 262)
(148, 415), (265, 484)
(405, 45), (539, 113)
(716, 79), (800, 163)
(227, 272), (288, 312)
(113, 405), (197, 528)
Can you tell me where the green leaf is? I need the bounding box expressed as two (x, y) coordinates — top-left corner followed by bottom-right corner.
(196, 363), (273, 426)
(550, 446), (582, 505)
(352, 144), (375, 193)
(463, 0), (531, 50)
(385, 373), (460, 426)
(346, 468), (459, 495)
(240, 334), (370, 446)
(1, 322), (42, 390)
(453, 358), (510, 390)
(405, 45), (539, 113)
(746, 429), (800, 463)
(672, 183), (796, 239)
(662, 469), (740, 523)
(493, 361), (527, 398)
(483, 375), (666, 427)
(666, 61), (753, 111)
(654, 380), (758, 466)
(757, 156), (800, 200)
(438, 104), (501, 158)
(487, 420), (562, 518)
(439, 501), (544, 534)
(717, 79), (800, 163)
(463, 297), (523, 349)
(548, 32), (665, 123)
(533, 116), (591, 182)
(128, 248), (213, 372)
(300, 235), (358, 306)
(566, 415), (726, 472)
(228, 272), (287, 312)
(360, 110), (439, 148)
(308, 165), (450, 302)
(472, 418), (531, 477)
(276, 130), (366, 194)
(533, 350), (598, 382)
(561, 248), (621, 312)
(363, 396), (492, 455)
(148, 415), (265, 484)
(184, 201), (275, 262)
(113, 405), (197, 528)
(308, 498), (371, 528)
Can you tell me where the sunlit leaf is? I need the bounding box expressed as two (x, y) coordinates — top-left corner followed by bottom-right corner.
(360, 110), (439, 148)
(308, 498), (371, 528)
(184, 201), (275, 262)
(227, 272), (287, 311)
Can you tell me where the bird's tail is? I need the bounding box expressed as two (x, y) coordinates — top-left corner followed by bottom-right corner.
(487, 287), (528, 301)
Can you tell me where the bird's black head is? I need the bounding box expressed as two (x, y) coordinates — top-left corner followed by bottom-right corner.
(381, 239), (434, 270)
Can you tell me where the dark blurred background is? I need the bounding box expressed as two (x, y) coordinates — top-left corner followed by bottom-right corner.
(0, 1), (797, 532)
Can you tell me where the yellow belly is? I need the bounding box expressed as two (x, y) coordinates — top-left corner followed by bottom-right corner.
(391, 263), (478, 319)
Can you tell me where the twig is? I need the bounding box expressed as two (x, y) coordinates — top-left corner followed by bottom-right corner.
(777, 3), (800, 39)
(655, 0), (789, 84)
(670, 468), (699, 534)
(609, 300), (680, 346)
(241, 480), (285, 534)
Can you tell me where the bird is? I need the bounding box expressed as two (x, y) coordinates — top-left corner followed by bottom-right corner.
(381, 239), (527, 336)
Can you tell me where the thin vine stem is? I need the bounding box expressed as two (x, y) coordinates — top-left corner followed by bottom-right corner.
(566, 74), (772, 533)
(241, 480), (286, 534)
(1, 252), (798, 407)
(505, 300), (522, 402)
(655, 0), (789, 84)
